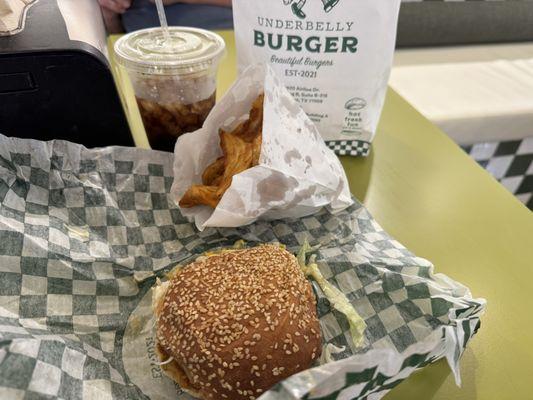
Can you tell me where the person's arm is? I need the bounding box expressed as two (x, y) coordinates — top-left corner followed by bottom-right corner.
(98, 0), (132, 33)
(99, 0), (132, 14)
(150, 0), (232, 7)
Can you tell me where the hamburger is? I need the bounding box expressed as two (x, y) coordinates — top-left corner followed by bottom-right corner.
(152, 244), (322, 399)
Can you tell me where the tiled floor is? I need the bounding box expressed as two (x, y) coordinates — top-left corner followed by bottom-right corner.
(462, 137), (533, 210)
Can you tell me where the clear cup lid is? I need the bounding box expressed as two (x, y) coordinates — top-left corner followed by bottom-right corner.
(114, 27), (225, 75)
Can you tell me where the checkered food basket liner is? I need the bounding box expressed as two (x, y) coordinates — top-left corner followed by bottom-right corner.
(0, 135), (485, 400)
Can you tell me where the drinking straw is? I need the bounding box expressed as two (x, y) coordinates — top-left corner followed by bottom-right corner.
(155, 0), (170, 41)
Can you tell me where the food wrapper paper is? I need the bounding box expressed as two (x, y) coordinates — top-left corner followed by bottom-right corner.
(171, 64), (353, 231)
(0, 134), (486, 399)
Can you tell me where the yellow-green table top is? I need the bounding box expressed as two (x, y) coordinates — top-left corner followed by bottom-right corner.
(109, 32), (533, 400)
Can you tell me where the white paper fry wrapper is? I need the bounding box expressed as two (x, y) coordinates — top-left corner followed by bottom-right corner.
(171, 64), (353, 231)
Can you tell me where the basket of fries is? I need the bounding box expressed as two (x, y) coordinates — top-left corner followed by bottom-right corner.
(172, 64), (353, 230)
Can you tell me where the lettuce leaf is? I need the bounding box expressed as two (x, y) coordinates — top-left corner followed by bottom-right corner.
(298, 240), (367, 349)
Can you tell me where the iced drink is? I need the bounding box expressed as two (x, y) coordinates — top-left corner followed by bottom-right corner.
(114, 27), (225, 151)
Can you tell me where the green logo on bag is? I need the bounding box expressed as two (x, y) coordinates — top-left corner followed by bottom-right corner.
(284, 0), (341, 19)
(345, 97), (366, 111)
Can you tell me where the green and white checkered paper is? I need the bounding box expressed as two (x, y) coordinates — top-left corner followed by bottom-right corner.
(0, 135), (485, 400)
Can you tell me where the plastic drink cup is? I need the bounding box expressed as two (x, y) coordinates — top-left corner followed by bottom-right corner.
(115, 27), (225, 151)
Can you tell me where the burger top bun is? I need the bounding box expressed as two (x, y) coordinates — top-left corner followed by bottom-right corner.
(153, 244), (321, 400)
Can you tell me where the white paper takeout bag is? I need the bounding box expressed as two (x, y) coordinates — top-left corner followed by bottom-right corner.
(171, 64), (353, 230)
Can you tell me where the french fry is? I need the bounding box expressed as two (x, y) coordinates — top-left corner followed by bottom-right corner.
(234, 94), (264, 143)
(179, 185), (221, 209)
(179, 94), (264, 209)
(202, 157), (225, 186)
(245, 93), (264, 141)
(217, 130), (254, 193)
(251, 131), (262, 166)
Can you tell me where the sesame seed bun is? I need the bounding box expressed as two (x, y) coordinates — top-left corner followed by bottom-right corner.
(153, 244), (322, 400)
